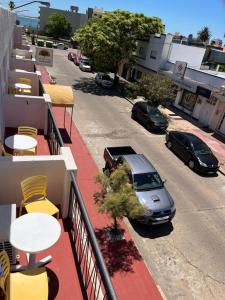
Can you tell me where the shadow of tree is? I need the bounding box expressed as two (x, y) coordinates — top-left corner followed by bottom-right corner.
(129, 219), (174, 239)
(72, 77), (123, 98)
(95, 227), (142, 276)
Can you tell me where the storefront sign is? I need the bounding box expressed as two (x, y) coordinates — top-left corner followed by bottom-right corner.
(179, 90), (197, 112)
(35, 47), (53, 66)
(197, 86), (211, 99)
(173, 61), (187, 79)
(174, 78), (197, 93)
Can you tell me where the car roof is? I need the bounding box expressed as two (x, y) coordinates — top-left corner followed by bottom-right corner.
(122, 154), (156, 174)
(170, 131), (204, 143)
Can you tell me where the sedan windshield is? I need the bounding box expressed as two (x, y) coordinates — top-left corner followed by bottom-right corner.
(133, 172), (163, 191)
(192, 141), (211, 155)
(148, 107), (163, 118)
(102, 75), (111, 81)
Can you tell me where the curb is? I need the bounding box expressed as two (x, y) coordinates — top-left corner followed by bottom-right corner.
(218, 168), (225, 176)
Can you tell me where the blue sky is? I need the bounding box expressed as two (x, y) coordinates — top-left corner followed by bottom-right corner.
(2, 0), (225, 42)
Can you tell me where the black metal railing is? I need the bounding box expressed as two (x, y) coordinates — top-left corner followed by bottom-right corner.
(68, 171), (117, 300)
(47, 103), (64, 155)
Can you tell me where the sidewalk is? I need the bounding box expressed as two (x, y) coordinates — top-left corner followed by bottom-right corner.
(160, 105), (225, 175)
(38, 65), (164, 300)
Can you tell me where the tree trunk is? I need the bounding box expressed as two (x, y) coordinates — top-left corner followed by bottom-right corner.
(113, 217), (118, 233)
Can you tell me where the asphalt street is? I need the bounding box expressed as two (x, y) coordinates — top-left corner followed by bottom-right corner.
(47, 49), (225, 300)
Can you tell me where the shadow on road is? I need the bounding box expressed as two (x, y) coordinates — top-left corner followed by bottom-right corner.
(72, 77), (123, 98)
(95, 227), (142, 276)
(129, 219), (174, 239)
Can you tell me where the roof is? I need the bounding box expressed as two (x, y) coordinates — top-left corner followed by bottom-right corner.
(43, 84), (74, 107)
(123, 154), (155, 174)
(173, 131), (203, 143)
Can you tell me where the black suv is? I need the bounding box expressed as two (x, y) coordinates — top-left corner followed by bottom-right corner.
(131, 101), (168, 131)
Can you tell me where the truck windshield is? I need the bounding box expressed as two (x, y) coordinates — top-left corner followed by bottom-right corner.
(133, 172), (163, 191)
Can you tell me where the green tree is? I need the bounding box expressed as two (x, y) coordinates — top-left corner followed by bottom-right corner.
(94, 163), (144, 235)
(197, 26), (211, 44)
(75, 10), (164, 83)
(139, 73), (176, 107)
(8, 1), (15, 10)
(45, 13), (72, 39)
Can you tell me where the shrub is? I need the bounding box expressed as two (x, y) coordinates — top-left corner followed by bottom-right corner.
(122, 82), (140, 99)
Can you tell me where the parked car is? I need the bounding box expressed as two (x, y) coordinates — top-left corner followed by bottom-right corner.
(95, 73), (113, 89)
(166, 131), (219, 174)
(68, 52), (77, 61)
(56, 43), (68, 50)
(131, 101), (168, 131)
(79, 58), (91, 72)
(74, 54), (81, 65)
(104, 146), (176, 225)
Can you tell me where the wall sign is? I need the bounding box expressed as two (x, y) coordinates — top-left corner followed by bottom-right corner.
(179, 90), (197, 111)
(35, 47), (53, 66)
(173, 61), (187, 79)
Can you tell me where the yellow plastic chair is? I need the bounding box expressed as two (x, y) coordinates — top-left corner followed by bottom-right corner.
(19, 175), (59, 218)
(17, 126), (38, 155)
(1, 145), (13, 156)
(17, 78), (32, 95)
(0, 250), (48, 300)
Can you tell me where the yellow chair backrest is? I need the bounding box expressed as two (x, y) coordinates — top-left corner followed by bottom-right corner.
(0, 250), (10, 299)
(21, 175), (47, 202)
(18, 126), (37, 138)
(17, 78), (32, 85)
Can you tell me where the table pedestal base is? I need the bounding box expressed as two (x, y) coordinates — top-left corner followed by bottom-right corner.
(11, 255), (52, 272)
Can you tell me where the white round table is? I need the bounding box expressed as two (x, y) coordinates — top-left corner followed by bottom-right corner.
(10, 213), (61, 268)
(5, 134), (37, 151)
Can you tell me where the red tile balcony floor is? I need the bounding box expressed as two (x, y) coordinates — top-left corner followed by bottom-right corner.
(17, 219), (83, 300)
(4, 127), (50, 155)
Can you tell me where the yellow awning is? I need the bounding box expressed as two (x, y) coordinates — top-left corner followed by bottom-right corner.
(43, 84), (74, 107)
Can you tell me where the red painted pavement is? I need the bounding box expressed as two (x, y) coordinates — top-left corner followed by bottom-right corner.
(37, 65), (163, 300)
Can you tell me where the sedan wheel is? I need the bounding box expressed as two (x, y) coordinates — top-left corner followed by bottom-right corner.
(188, 160), (195, 169)
(167, 140), (172, 149)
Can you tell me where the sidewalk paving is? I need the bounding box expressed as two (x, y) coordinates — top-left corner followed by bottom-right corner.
(37, 65), (164, 300)
(160, 105), (225, 175)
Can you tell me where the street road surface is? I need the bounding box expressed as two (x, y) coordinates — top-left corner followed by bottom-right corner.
(47, 49), (225, 300)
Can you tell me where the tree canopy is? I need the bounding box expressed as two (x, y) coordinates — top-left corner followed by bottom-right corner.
(139, 73), (176, 107)
(94, 163), (144, 232)
(197, 26), (211, 43)
(45, 13), (72, 39)
(75, 10), (164, 76)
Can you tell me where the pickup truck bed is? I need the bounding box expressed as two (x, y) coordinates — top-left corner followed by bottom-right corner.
(104, 146), (136, 169)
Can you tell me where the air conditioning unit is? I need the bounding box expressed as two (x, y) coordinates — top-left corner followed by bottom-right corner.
(0, 205), (17, 264)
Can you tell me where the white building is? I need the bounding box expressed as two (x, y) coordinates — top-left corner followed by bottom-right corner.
(120, 33), (225, 136)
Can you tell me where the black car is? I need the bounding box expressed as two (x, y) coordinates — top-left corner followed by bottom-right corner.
(166, 131), (219, 174)
(131, 101), (168, 131)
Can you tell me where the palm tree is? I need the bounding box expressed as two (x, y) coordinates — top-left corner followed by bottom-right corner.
(8, 1), (15, 10)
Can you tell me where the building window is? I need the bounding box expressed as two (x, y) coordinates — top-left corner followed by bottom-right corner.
(179, 90), (197, 112)
(139, 47), (144, 55)
(136, 71), (142, 80)
(150, 50), (157, 59)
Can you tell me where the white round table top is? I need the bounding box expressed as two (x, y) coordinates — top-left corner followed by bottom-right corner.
(10, 213), (61, 254)
(5, 134), (37, 150)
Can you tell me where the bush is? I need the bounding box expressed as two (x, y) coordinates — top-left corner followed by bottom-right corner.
(122, 82), (140, 99)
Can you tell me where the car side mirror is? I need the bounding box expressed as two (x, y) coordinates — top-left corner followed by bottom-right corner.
(162, 179), (167, 184)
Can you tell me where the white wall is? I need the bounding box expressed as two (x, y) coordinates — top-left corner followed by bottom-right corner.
(4, 94), (47, 130)
(13, 26), (23, 49)
(10, 57), (35, 72)
(12, 49), (32, 59)
(168, 44), (205, 69)
(0, 147), (77, 217)
(136, 34), (173, 72)
(8, 69), (40, 95)
(0, 8), (16, 152)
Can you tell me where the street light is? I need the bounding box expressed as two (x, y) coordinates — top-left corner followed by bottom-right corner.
(11, 1), (50, 10)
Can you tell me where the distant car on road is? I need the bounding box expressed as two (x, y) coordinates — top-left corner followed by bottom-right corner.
(79, 58), (91, 72)
(56, 42), (68, 50)
(74, 54), (81, 65)
(95, 73), (114, 89)
(67, 52), (76, 61)
(131, 101), (168, 131)
(166, 131), (219, 174)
